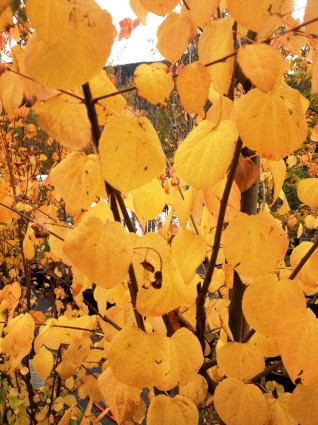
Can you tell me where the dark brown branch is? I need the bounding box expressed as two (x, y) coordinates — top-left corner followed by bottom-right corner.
(248, 360), (283, 383)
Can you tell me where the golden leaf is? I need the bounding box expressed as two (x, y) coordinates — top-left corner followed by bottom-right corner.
(266, 159), (287, 206)
(174, 120), (237, 189)
(217, 341), (264, 380)
(184, 0), (220, 28)
(98, 368), (141, 425)
(276, 314), (318, 385)
(179, 375), (208, 406)
(227, 0), (272, 32)
(32, 346), (54, 378)
(236, 83), (308, 160)
(132, 179), (166, 220)
(222, 211), (289, 277)
(242, 276), (306, 337)
(147, 394), (198, 425)
(171, 229), (207, 285)
(157, 12), (196, 64)
(297, 178), (318, 207)
(176, 61), (210, 114)
(267, 393), (297, 425)
(49, 153), (106, 213)
(24, 0), (116, 89)
(214, 378), (269, 425)
(237, 44), (284, 92)
(199, 17), (234, 94)
(0, 71), (24, 115)
(290, 242), (318, 288)
(130, 0), (148, 25)
(63, 217), (133, 289)
(249, 333), (280, 358)
(289, 382), (318, 425)
(107, 325), (179, 390)
(139, 0), (179, 15)
(134, 63), (173, 107)
(36, 94), (92, 151)
(99, 115), (165, 192)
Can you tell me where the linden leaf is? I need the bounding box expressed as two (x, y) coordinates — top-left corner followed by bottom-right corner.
(99, 115), (165, 192)
(267, 393), (297, 425)
(227, 0), (272, 32)
(199, 17), (234, 94)
(242, 277), (306, 337)
(276, 314), (318, 385)
(179, 375), (208, 406)
(98, 368), (141, 425)
(107, 325), (179, 390)
(174, 120), (237, 189)
(266, 159), (287, 206)
(23, 223), (35, 260)
(157, 12), (196, 64)
(171, 328), (204, 385)
(237, 44), (284, 92)
(222, 211), (289, 277)
(171, 230), (207, 285)
(236, 83), (308, 160)
(49, 153), (106, 212)
(134, 63), (173, 107)
(290, 242), (318, 288)
(139, 0), (179, 16)
(249, 333), (280, 358)
(184, 0), (220, 28)
(130, 0), (148, 25)
(0, 71), (24, 115)
(32, 346), (54, 378)
(147, 394), (198, 425)
(214, 378), (269, 425)
(176, 62), (210, 114)
(297, 178), (318, 207)
(217, 342), (264, 380)
(132, 179), (166, 221)
(24, 0), (116, 89)
(206, 86), (235, 125)
(36, 94), (92, 151)
(63, 217), (133, 289)
(289, 382), (318, 425)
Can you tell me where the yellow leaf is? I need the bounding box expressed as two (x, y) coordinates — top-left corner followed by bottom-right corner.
(267, 393), (297, 425)
(171, 229), (207, 285)
(134, 63), (173, 107)
(297, 178), (318, 207)
(296, 222), (303, 239)
(98, 368), (141, 425)
(0, 71), (24, 115)
(63, 217), (133, 289)
(171, 185), (193, 229)
(0, 0), (11, 14)
(183, 0), (220, 28)
(304, 0), (318, 36)
(214, 378), (268, 425)
(139, 0), (179, 15)
(199, 17), (234, 94)
(176, 61), (210, 114)
(236, 83), (308, 160)
(89, 71), (127, 125)
(23, 223), (35, 260)
(249, 333), (280, 358)
(217, 341), (264, 380)
(227, 0), (272, 32)
(130, 0), (148, 25)
(174, 120), (237, 189)
(36, 94), (92, 151)
(276, 314), (318, 385)
(107, 325), (179, 390)
(266, 159), (286, 207)
(171, 328), (204, 385)
(289, 382), (318, 425)
(206, 87), (235, 125)
(56, 337), (91, 379)
(179, 374), (208, 406)
(24, 0), (116, 89)
(99, 115), (165, 192)
(132, 179), (166, 220)
(222, 211), (289, 277)
(203, 178), (241, 222)
(237, 44), (284, 92)
(290, 241), (318, 288)
(49, 153), (106, 213)
(0, 6), (12, 32)
(32, 346), (54, 378)
(157, 12), (196, 64)
(147, 394), (198, 425)
(242, 276), (306, 337)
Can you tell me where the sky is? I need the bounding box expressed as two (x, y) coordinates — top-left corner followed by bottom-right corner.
(97, 0), (307, 65)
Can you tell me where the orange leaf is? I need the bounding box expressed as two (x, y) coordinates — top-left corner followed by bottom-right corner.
(118, 18), (140, 41)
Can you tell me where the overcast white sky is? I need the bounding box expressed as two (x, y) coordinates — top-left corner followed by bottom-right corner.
(97, 0), (307, 65)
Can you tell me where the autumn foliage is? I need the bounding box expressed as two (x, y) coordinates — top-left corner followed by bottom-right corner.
(0, 0), (318, 424)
